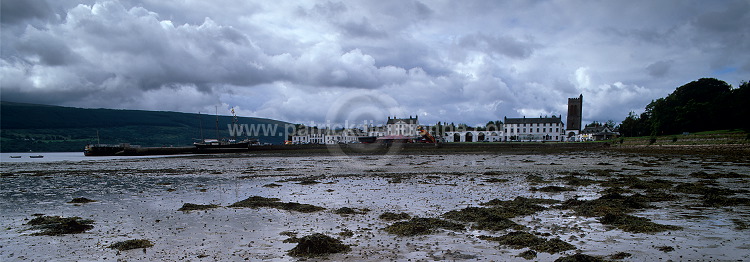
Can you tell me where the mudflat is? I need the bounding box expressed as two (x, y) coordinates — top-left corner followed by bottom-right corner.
(1, 148), (748, 261)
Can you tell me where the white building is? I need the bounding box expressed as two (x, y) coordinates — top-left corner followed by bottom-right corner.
(386, 116), (419, 137)
(291, 128), (364, 144)
(503, 116), (564, 142)
(444, 130), (503, 142)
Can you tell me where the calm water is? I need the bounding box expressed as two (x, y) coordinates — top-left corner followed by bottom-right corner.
(0, 152), (189, 163)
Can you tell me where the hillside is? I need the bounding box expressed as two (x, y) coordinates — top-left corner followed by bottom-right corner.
(0, 101), (291, 152)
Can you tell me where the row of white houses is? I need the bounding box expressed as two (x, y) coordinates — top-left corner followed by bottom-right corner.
(444, 116), (567, 142)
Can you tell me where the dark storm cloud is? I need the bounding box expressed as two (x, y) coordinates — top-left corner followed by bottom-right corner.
(1, 0), (749, 126)
(0, 0), (55, 24)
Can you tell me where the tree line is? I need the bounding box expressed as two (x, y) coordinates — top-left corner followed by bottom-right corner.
(619, 78), (749, 137)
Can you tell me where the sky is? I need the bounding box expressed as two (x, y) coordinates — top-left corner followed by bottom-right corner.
(2, 0), (749, 127)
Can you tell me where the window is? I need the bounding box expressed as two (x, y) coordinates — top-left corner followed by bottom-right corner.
(536, 128), (540, 132)
(523, 128), (526, 132)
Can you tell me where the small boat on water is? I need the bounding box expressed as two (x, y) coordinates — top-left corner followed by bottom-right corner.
(29, 155), (44, 158)
(10, 156), (22, 158)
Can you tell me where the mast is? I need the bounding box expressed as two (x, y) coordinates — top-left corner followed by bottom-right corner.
(215, 106), (220, 142)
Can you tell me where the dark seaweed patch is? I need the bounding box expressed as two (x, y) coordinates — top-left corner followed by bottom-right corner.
(599, 213), (682, 233)
(379, 212), (411, 221)
(383, 217), (464, 236)
(108, 239), (154, 251)
(479, 231), (544, 249)
(287, 233), (350, 257)
(559, 193), (651, 217)
(518, 250), (537, 259)
(333, 207), (369, 215)
(481, 231), (575, 254)
(68, 197), (96, 204)
(229, 196), (325, 213)
(26, 215), (94, 236)
(554, 253), (609, 262)
(178, 203), (219, 212)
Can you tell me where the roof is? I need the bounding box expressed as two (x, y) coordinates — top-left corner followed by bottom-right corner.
(387, 116), (418, 125)
(582, 126), (619, 134)
(503, 116), (563, 125)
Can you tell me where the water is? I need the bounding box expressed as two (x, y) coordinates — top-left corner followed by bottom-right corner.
(0, 152), (191, 163)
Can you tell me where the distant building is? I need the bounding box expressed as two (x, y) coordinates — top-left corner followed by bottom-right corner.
(290, 128), (364, 145)
(566, 94), (583, 139)
(444, 129), (503, 142)
(503, 116), (564, 142)
(386, 116), (419, 137)
(580, 125), (620, 141)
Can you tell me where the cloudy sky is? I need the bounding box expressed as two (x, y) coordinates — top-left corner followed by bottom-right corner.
(2, 0), (748, 127)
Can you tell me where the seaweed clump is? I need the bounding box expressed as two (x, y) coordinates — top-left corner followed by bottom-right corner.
(333, 207), (369, 216)
(442, 197), (558, 231)
(287, 233), (350, 257)
(559, 193), (651, 217)
(178, 203), (220, 212)
(554, 253), (609, 262)
(518, 250), (537, 259)
(26, 215), (94, 236)
(229, 196), (325, 213)
(480, 231), (575, 254)
(68, 197), (96, 204)
(481, 197), (559, 217)
(108, 239), (154, 251)
(379, 212), (411, 221)
(384, 217), (464, 236)
(599, 213), (682, 233)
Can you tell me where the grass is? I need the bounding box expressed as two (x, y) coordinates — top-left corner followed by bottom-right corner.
(108, 239), (154, 251)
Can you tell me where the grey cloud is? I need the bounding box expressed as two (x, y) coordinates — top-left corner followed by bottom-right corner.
(458, 33), (537, 59)
(0, 0), (55, 24)
(646, 60), (672, 78)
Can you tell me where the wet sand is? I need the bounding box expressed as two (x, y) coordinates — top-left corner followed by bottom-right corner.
(1, 150), (749, 261)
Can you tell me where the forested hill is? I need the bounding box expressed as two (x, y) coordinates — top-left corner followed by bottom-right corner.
(0, 101), (291, 152)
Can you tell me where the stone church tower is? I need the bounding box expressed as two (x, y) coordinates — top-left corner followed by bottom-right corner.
(566, 94), (583, 137)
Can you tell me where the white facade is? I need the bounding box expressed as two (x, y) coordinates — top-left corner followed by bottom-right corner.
(444, 131), (503, 142)
(291, 129), (363, 144)
(503, 116), (565, 142)
(386, 116), (419, 137)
